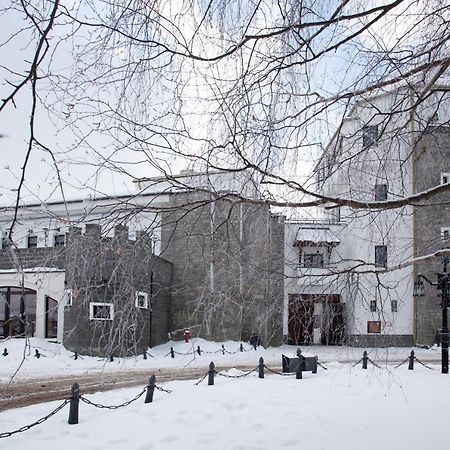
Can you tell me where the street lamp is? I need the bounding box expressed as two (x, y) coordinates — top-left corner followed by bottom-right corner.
(413, 256), (450, 374)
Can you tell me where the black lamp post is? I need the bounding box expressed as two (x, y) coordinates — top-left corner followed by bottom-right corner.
(414, 257), (450, 374)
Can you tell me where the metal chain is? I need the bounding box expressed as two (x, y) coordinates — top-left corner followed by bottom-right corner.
(414, 357), (435, 370)
(194, 372), (208, 385)
(317, 361), (328, 370)
(368, 358), (383, 369)
(263, 365), (295, 376)
(0, 399), (69, 439)
(155, 385), (172, 393)
(80, 387), (147, 409)
(214, 368), (258, 378)
(394, 357), (409, 369)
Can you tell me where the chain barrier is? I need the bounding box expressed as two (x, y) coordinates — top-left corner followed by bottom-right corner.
(80, 387), (147, 410)
(214, 368), (258, 379)
(367, 358), (383, 369)
(352, 358), (362, 367)
(317, 361), (328, 370)
(194, 373), (208, 386)
(155, 385), (172, 393)
(394, 357), (410, 369)
(414, 357), (435, 370)
(0, 399), (69, 439)
(264, 364), (295, 376)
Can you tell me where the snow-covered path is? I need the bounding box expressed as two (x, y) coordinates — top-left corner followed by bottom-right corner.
(0, 361), (446, 450)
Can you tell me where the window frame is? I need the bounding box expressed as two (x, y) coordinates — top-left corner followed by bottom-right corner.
(27, 235), (38, 248)
(362, 125), (379, 147)
(374, 245), (387, 268)
(54, 234), (66, 247)
(89, 302), (114, 321)
(391, 300), (398, 313)
(367, 321), (381, 334)
(370, 300), (377, 312)
(374, 184), (388, 201)
(135, 291), (149, 309)
(65, 288), (73, 306)
(441, 173), (450, 185)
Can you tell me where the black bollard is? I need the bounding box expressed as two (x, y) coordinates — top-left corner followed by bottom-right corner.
(145, 375), (156, 403)
(68, 383), (80, 425)
(2, 348), (8, 357)
(35, 349), (41, 359)
(143, 351), (147, 360)
(170, 347), (175, 359)
(197, 346), (202, 356)
(258, 357), (265, 379)
(74, 352), (78, 360)
(222, 344), (225, 355)
(408, 350), (415, 370)
(240, 343), (244, 352)
(296, 349), (303, 380)
(362, 351), (368, 369)
(208, 362), (215, 386)
(109, 355), (114, 362)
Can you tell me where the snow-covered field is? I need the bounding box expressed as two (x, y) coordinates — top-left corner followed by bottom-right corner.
(0, 337), (442, 382)
(0, 338), (448, 449)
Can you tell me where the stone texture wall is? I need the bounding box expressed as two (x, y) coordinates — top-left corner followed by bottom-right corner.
(0, 224), (172, 356)
(161, 192), (284, 345)
(414, 126), (450, 345)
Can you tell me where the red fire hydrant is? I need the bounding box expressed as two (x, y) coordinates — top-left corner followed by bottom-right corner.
(183, 329), (191, 343)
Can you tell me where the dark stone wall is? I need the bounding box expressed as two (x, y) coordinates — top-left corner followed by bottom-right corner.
(0, 225), (172, 356)
(161, 192), (284, 346)
(414, 126), (450, 345)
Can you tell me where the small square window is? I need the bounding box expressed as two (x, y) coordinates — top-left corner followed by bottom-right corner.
(441, 173), (450, 185)
(442, 228), (450, 244)
(27, 235), (38, 248)
(391, 300), (398, 313)
(374, 184), (388, 201)
(54, 234), (66, 247)
(135, 291), (149, 309)
(367, 321), (381, 334)
(375, 245), (387, 268)
(370, 300), (377, 312)
(363, 125), (379, 147)
(89, 302), (114, 321)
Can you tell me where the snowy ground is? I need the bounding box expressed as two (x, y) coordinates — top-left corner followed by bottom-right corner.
(0, 337), (443, 383)
(0, 357), (448, 449)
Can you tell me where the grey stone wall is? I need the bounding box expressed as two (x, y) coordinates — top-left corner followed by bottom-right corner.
(0, 224), (172, 356)
(161, 192), (284, 346)
(414, 126), (450, 345)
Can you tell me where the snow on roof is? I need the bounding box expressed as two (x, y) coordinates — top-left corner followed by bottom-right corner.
(0, 267), (65, 274)
(293, 228), (340, 244)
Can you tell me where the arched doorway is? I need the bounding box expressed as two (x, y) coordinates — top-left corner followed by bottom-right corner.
(0, 287), (37, 337)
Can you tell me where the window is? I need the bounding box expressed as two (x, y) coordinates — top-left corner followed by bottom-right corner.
(65, 289), (73, 306)
(135, 291), (149, 309)
(367, 321), (381, 334)
(374, 184), (388, 201)
(442, 228), (450, 245)
(362, 125), (379, 147)
(54, 234), (66, 247)
(441, 173), (450, 185)
(370, 300), (377, 312)
(89, 302), (114, 321)
(391, 300), (398, 313)
(303, 252), (324, 268)
(27, 235), (38, 248)
(375, 245), (387, 267)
